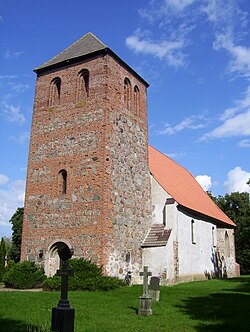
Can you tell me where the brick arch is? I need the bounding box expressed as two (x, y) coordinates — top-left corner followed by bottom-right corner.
(45, 239), (73, 277)
(133, 85), (140, 116)
(225, 231), (230, 257)
(76, 69), (89, 100)
(58, 169), (67, 195)
(124, 77), (131, 110)
(48, 77), (61, 107)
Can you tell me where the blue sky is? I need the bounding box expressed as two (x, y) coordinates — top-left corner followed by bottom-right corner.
(0, 0), (250, 237)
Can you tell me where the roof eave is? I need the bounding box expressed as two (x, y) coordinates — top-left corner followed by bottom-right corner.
(34, 48), (150, 87)
(177, 204), (236, 228)
(34, 48), (108, 74)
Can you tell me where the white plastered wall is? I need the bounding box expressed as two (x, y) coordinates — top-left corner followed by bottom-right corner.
(177, 210), (217, 281)
(142, 176), (177, 282)
(143, 175), (220, 283)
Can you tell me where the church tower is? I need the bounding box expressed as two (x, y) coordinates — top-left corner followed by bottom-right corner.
(21, 33), (152, 279)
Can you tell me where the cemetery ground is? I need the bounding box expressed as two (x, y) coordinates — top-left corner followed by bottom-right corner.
(0, 276), (249, 332)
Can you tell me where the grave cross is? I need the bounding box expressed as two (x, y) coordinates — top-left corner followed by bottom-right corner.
(140, 266), (152, 298)
(57, 259), (74, 308)
(51, 246), (75, 332)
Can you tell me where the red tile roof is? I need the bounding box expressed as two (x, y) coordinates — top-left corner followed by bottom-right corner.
(148, 146), (235, 227)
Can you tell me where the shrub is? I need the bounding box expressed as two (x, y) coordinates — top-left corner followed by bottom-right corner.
(69, 258), (102, 278)
(3, 261), (45, 289)
(42, 276), (61, 291)
(43, 258), (125, 291)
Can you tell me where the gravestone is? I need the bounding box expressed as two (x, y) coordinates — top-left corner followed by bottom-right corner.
(138, 266), (152, 316)
(149, 276), (160, 302)
(51, 246), (75, 332)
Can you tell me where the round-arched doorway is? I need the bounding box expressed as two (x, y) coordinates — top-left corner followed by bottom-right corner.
(45, 240), (72, 277)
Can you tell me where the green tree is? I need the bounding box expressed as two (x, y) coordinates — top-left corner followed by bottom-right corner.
(0, 238), (6, 281)
(208, 192), (250, 274)
(9, 207), (24, 263)
(3, 237), (12, 260)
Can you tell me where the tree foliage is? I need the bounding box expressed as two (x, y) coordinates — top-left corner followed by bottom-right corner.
(208, 191), (250, 274)
(9, 207), (24, 262)
(3, 237), (12, 260)
(0, 238), (6, 281)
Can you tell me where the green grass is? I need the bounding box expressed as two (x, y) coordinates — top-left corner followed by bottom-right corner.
(0, 276), (250, 332)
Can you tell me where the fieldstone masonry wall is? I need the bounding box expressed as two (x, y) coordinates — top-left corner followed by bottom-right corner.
(21, 51), (152, 279)
(216, 228), (240, 277)
(106, 111), (152, 278)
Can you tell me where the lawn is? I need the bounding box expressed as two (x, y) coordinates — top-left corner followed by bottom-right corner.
(0, 276), (249, 332)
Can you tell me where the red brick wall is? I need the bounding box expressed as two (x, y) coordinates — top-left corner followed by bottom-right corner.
(21, 52), (152, 278)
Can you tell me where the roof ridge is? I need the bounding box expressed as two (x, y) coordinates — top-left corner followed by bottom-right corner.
(34, 32), (107, 72)
(85, 32), (107, 48)
(48, 32), (106, 60)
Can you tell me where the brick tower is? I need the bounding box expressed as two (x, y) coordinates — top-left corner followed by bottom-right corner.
(21, 33), (152, 279)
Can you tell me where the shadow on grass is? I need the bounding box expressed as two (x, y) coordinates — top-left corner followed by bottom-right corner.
(128, 306), (138, 314)
(0, 317), (49, 332)
(177, 282), (250, 331)
(223, 276), (250, 293)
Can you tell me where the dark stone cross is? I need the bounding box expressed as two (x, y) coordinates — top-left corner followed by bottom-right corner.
(138, 266), (153, 316)
(57, 260), (74, 308)
(51, 247), (75, 332)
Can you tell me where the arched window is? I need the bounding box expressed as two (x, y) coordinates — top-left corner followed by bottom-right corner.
(49, 77), (61, 107)
(58, 169), (67, 195)
(212, 226), (216, 247)
(76, 69), (89, 100)
(225, 231), (230, 257)
(134, 85), (140, 115)
(191, 219), (196, 244)
(124, 78), (131, 110)
(163, 204), (167, 226)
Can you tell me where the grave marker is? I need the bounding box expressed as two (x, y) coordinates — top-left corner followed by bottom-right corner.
(51, 246), (75, 332)
(138, 266), (152, 316)
(149, 276), (160, 302)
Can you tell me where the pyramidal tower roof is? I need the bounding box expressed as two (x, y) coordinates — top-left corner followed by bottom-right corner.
(34, 32), (149, 86)
(35, 32), (107, 72)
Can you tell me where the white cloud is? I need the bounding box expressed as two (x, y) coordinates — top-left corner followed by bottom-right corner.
(135, 0), (248, 72)
(229, 44), (250, 78)
(126, 33), (185, 67)
(238, 139), (250, 148)
(224, 167), (250, 193)
(201, 0), (246, 27)
(11, 83), (29, 93)
(213, 33), (250, 79)
(11, 131), (30, 145)
(165, 0), (197, 12)
(159, 115), (208, 135)
(166, 152), (185, 159)
(195, 175), (212, 191)
(0, 179), (25, 236)
(4, 50), (24, 59)
(201, 0), (219, 23)
(201, 85), (250, 141)
(1, 101), (26, 124)
(0, 75), (18, 80)
(0, 174), (9, 185)
(202, 109), (250, 140)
